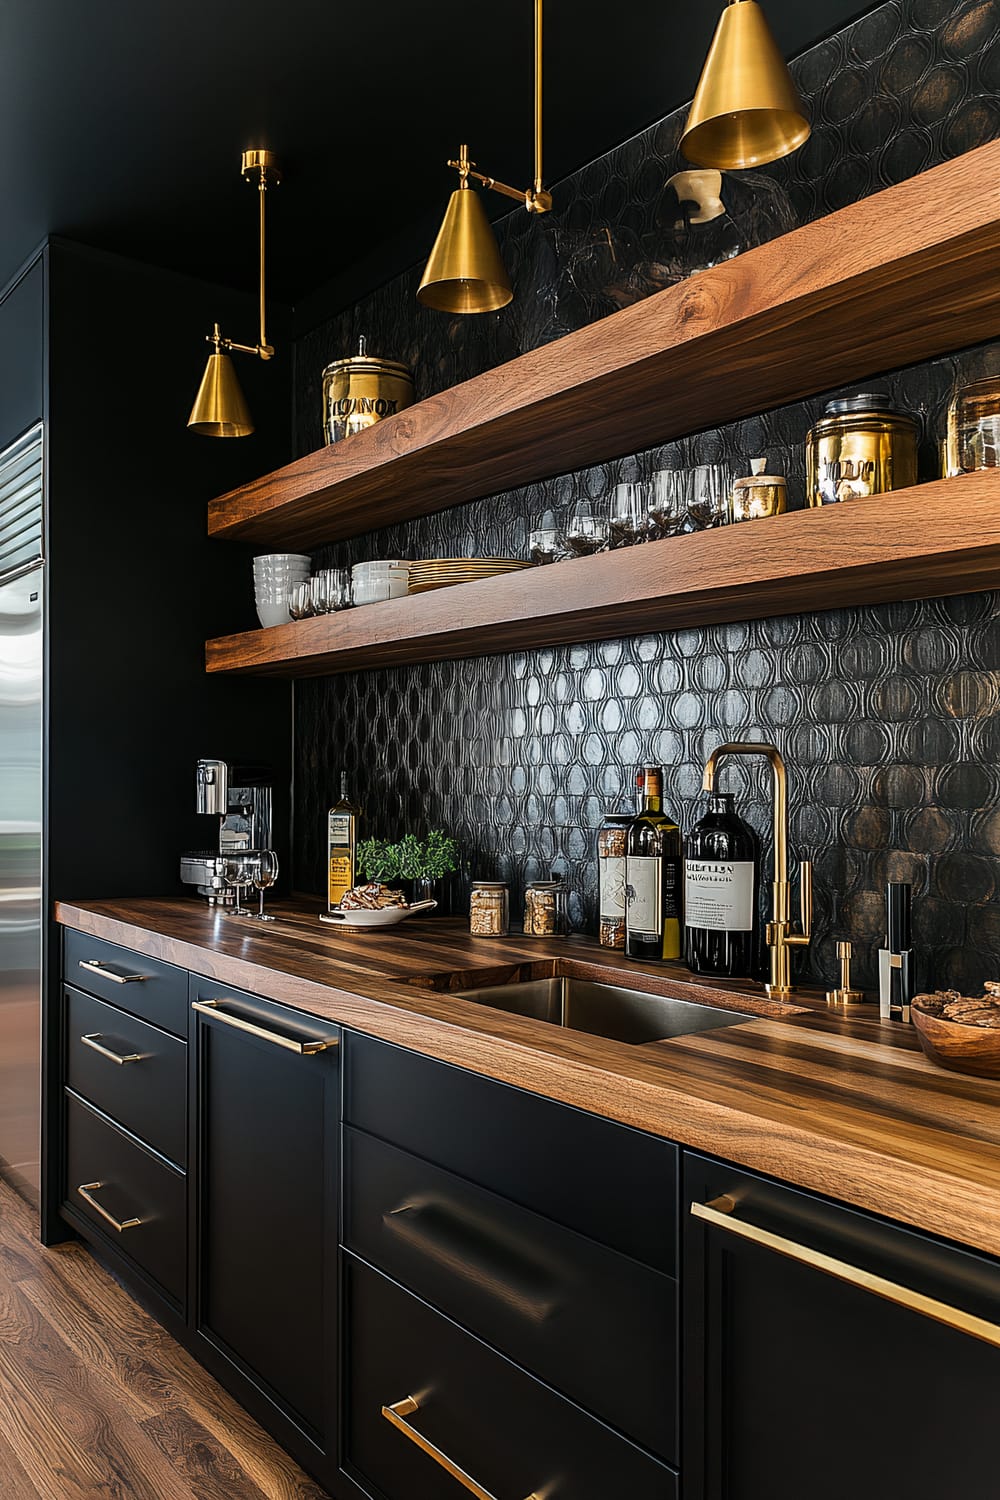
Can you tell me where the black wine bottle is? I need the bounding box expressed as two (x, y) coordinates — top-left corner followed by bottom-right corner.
(625, 766), (682, 963)
(684, 791), (760, 978)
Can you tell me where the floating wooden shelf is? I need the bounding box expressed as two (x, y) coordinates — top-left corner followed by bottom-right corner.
(206, 142), (1000, 550)
(206, 472), (1000, 677)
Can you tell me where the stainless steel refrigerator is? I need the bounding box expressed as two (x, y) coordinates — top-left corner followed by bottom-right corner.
(0, 426), (43, 1207)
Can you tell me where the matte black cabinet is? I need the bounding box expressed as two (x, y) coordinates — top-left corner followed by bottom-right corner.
(683, 1152), (1000, 1500)
(190, 976), (341, 1487)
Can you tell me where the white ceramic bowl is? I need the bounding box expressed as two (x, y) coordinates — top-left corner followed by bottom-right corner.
(254, 553), (310, 567)
(318, 899), (436, 929)
(352, 558), (409, 575)
(352, 569), (409, 605)
(256, 600), (293, 628)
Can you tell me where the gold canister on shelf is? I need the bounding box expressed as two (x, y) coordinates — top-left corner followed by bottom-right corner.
(945, 374), (1000, 475)
(730, 457), (787, 522)
(322, 335), (415, 445)
(806, 393), (918, 507)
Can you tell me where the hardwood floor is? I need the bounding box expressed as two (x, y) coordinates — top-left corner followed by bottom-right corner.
(0, 1177), (329, 1499)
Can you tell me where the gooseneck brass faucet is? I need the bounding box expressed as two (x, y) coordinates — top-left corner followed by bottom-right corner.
(702, 742), (812, 997)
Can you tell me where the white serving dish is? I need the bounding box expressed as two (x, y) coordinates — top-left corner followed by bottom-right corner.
(318, 899), (437, 929)
(352, 568), (409, 605)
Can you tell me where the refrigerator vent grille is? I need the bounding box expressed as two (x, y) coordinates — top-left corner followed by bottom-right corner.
(0, 424), (42, 582)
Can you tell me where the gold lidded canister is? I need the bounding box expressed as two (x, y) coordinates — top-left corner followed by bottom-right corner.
(322, 335), (415, 445)
(806, 392), (918, 507)
(731, 457), (787, 522)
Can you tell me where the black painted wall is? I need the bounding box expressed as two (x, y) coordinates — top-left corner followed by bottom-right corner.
(289, 0), (1000, 996)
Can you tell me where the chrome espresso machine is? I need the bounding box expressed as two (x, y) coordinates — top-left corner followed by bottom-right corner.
(180, 758), (273, 905)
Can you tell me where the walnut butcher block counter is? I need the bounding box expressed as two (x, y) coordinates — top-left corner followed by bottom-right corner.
(57, 896), (1000, 1260)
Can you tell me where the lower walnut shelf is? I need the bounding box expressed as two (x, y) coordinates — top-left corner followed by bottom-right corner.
(205, 471), (1000, 678)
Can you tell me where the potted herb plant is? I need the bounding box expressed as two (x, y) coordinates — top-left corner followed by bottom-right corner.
(356, 829), (459, 908)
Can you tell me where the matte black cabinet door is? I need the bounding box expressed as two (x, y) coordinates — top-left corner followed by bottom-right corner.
(684, 1152), (1000, 1500)
(191, 979), (340, 1479)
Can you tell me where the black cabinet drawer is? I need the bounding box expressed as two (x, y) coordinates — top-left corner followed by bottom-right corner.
(344, 1125), (676, 1461)
(64, 1092), (185, 1307)
(342, 1255), (677, 1500)
(65, 987), (186, 1167)
(344, 1032), (677, 1275)
(64, 929), (187, 1037)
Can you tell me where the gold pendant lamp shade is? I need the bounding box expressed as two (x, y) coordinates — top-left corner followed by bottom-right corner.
(188, 328), (255, 437)
(417, 178), (513, 315)
(680, 0), (810, 170)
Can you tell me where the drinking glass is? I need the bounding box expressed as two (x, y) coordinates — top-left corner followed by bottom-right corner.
(223, 851), (255, 916)
(252, 849), (279, 921)
(529, 509), (567, 565)
(649, 469), (690, 537)
(331, 569), (353, 609)
(609, 482), (649, 547)
(687, 465), (731, 530)
(310, 570), (335, 614)
(564, 497), (610, 555)
(288, 580), (315, 619)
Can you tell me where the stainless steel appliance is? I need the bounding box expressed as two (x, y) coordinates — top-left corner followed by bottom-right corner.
(0, 425), (44, 1207)
(180, 758), (273, 904)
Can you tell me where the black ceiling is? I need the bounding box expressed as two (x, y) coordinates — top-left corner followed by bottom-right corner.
(6, 0), (868, 323)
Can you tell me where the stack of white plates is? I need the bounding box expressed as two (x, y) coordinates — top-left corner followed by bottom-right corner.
(351, 558), (410, 606)
(254, 553), (310, 628)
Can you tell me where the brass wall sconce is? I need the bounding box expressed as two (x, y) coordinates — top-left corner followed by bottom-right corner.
(188, 149), (281, 438)
(680, 0), (810, 170)
(418, 0), (551, 315)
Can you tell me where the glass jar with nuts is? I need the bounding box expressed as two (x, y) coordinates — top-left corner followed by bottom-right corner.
(523, 879), (568, 938)
(469, 881), (510, 937)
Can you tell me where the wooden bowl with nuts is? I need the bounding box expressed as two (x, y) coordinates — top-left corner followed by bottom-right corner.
(911, 983), (1000, 1079)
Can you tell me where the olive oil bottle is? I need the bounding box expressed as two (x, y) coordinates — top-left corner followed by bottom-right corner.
(625, 766), (682, 962)
(327, 772), (362, 910)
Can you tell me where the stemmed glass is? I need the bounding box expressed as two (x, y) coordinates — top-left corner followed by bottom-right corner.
(649, 469), (689, 537)
(564, 497), (610, 555)
(223, 851), (255, 916)
(529, 509), (567, 565)
(687, 465), (731, 530)
(609, 482), (650, 547)
(288, 581), (315, 619)
(252, 850), (279, 921)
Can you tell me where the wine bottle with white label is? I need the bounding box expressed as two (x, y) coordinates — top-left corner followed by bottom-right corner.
(625, 766), (682, 963)
(684, 791), (760, 978)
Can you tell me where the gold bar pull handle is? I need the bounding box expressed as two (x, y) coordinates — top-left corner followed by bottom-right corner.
(80, 1033), (145, 1066)
(192, 999), (338, 1055)
(381, 1396), (544, 1500)
(692, 1197), (1000, 1351)
(77, 1182), (143, 1233)
(78, 959), (148, 985)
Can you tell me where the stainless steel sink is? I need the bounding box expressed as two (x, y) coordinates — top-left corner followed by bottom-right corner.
(451, 974), (750, 1045)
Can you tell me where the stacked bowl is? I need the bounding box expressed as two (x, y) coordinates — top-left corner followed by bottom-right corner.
(254, 553), (310, 627)
(351, 558), (409, 605)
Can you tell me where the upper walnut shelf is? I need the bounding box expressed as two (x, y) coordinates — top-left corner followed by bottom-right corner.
(207, 141), (1000, 550)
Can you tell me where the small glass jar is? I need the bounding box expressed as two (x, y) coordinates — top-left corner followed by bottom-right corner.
(469, 881), (509, 938)
(523, 879), (568, 938)
(946, 374), (1000, 475)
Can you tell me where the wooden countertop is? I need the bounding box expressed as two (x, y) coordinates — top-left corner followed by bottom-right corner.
(56, 897), (1000, 1260)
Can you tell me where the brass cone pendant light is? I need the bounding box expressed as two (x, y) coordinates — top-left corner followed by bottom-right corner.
(188, 325), (255, 437)
(680, 0), (810, 170)
(188, 149), (281, 437)
(418, 0), (552, 315)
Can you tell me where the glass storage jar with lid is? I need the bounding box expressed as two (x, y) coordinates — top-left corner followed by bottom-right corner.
(469, 881), (509, 937)
(523, 878), (568, 938)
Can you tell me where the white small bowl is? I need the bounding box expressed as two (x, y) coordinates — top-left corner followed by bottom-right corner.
(254, 553), (310, 567)
(257, 601), (293, 628)
(352, 558), (409, 574)
(353, 569), (409, 605)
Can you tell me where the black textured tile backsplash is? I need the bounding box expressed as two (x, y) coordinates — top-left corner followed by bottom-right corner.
(291, 0), (1000, 995)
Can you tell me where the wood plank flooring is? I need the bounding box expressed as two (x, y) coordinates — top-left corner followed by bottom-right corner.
(0, 1178), (329, 1499)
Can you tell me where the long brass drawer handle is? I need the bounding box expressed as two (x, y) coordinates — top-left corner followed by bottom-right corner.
(386, 1201), (557, 1322)
(693, 1197), (1000, 1351)
(77, 1182), (143, 1233)
(381, 1396), (543, 1500)
(192, 999), (338, 1054)
(78, 959), (148, 985)
(80, 1033), (145, 1066)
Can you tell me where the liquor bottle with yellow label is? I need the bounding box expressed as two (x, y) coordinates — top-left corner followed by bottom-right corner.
(327, 772), (362, 910)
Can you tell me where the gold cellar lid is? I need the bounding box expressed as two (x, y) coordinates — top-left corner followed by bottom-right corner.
(732, 457), (786, 490)
(322, 334), (413, 382)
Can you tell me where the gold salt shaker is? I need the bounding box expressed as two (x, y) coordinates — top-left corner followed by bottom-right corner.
(730, 458), (788, 522)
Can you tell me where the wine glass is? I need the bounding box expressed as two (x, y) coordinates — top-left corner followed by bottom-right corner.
(252, 850), (279, 921)
(609, 482), (649, 547)
(310, 570), (335, 614)
(687, 465), (731, 530)
(223, 851), (255, 916)
(331, 568), (353, 609)
(649, 468), (689, 537)
(529, 509), (567, 564)
(564, 497), (610, 555)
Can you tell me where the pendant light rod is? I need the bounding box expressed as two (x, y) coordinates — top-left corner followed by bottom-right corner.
(203, 151), (280, 360)
(534, 0), (543, 196)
